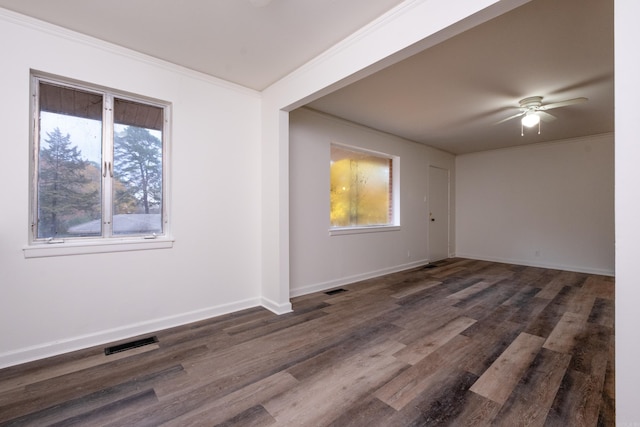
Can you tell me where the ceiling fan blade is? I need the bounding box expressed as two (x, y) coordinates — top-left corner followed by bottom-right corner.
(538, 111), (556, 122)
(495, 111), (525, 125)
(539, 97), (588, 110)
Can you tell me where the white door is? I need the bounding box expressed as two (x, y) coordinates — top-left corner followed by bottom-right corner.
(428, 166), (450, 262)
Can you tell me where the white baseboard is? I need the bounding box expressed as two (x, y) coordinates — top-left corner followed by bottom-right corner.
(454, 253), (615, 277)
(261, 297), (293, 315)
(4, 254), (607, 369)
(0, 297), (262, 369)
(289, 259), (430, 298)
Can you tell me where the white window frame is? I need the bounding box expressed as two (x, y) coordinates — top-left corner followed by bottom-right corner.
(329, 143), (400, 236)
(24, 72), (173, 258)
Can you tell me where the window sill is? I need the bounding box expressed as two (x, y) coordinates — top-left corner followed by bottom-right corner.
(23, 237), (174, 258)
(329, 225), (400, 236)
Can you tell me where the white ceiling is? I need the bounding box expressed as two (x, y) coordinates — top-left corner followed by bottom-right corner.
(0, 0), (613, 154)
(0, 0), (404, 91)
(308, 0), (614, 154)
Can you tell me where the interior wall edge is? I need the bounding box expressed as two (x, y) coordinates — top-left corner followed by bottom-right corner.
(455, 253), (615, 277)
(456, 132), (614, 159)
(0, 297), (263, 370)
(289, 259), (430, 298)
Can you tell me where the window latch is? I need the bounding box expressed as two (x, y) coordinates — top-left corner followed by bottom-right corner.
(103, 161), (113, 178)
(46, 237), (65, 244)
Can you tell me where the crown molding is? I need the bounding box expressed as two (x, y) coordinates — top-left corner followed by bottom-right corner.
(0, 7), (260, 98)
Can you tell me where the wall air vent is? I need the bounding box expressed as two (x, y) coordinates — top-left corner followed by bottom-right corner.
(325, 288), (347, 295)
(104, 336), (158, 355)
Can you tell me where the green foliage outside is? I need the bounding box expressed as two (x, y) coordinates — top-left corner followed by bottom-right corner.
(37, 125), (162, 238)
(113, 126), (162, 215)
(37, 127), (100, 238)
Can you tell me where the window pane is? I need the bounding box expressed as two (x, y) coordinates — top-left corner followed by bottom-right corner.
(330, 145), (391, 227)
(112, 98), (163, 235)
(37, 83), (102, 238)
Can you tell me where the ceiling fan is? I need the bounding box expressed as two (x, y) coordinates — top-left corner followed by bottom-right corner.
(497, 96), (588, 135)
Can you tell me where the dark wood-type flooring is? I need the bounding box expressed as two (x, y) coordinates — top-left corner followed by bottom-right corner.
(0, 259), (615, 426)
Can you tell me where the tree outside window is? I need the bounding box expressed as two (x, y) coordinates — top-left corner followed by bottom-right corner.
(33, 77), (167, 241)
(37, 127), (101, 238)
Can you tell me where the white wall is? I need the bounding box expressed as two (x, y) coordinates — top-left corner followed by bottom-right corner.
(0, 11), (263, 367)
(615, 1), (640, 422)
(289, 108), (454, 296)
(456, 134), (614, 276)
(4, 0), (639, 421)
(260, 0), (521, 311)
(265, 0), (638, 420)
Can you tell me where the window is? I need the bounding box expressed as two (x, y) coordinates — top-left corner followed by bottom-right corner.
(330, 144), (398, 231)
(27, 73), (171, 256)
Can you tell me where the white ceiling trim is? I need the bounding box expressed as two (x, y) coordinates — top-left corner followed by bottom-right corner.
(456, 131), (614, 157)
(0, 7), (260, 97)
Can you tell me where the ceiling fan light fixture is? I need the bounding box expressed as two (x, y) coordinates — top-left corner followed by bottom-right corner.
(521, 111), (540, 128)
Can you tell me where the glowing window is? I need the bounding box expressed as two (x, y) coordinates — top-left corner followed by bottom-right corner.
(330, 144), (395, 228)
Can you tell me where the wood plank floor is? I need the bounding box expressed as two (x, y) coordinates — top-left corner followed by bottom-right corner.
(0, 259), (615, 426)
